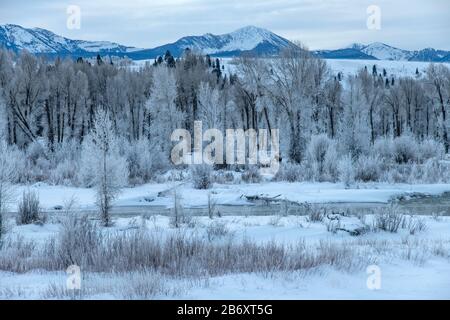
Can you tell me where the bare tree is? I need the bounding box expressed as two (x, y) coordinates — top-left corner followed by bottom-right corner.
(263, 43), (329, 163)
(427, 64), (450, 152)
(147, 66), (185, 157)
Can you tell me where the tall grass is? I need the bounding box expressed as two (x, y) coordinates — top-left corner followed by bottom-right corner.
(0, 216), (372, 276)
(16, 190), (46, 225)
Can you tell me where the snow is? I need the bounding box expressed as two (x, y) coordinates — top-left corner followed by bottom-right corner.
(2, 24), (449, 64)
(1, 214), (450, 299)
(217, 26), (287, 53)
(198, 58), (450, 82)
(185, 259), (450, 300)
(0, 24), (137, 54)
(10, 181), (450, 212)
(361, 42), (411, 61)
(174, 215), (450, 300)
(77, 41), (122, 52)
(2, 25), (53, 53)
(174, 25), (290, 55)
(324, 58), (445, 78)
(3, 261), (449, 300)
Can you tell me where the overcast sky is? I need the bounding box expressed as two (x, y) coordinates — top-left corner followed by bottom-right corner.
(0, 0), (449, 50)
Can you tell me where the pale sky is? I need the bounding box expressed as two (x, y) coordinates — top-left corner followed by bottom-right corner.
(0, 0), (449, 50)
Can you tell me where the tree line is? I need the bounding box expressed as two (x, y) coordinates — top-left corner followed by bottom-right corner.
(0, 46), (449, 186)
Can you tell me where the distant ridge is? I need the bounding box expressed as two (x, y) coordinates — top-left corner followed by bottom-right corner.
(1, 24), (449, 62)
(316, 42), (450, 62)
(0, 24), (294, 60)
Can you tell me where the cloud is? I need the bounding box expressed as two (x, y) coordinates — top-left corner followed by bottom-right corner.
(0, 0), (449, 50)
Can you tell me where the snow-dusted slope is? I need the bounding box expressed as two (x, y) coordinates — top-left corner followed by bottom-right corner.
(0, 24), (293, 59)
(0, 24), (138, 55)
(2, 23), (449, 62)
(409, 48), (450, 62)
(205, 25), (292, 54)
(137, 26), (294, 58)
(361, 42), (412, 61)
(359, 43), (450, 62)
(319, 42), (450, 62)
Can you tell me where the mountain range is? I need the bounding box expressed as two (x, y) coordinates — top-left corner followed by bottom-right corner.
(315, 42), (450, 62)
(1, 24), (449, 62)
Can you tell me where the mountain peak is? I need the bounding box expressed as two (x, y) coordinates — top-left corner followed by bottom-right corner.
(1, 23), (449, 62)
(319, 41), (450, 62)
(145, 25), (292, 58)
(233, 25), (270, 33)
(230, 25), (279, 40)
(0, 23), (138, 55)
(365, 42), (400, 50)
(361, 42), (411, 61)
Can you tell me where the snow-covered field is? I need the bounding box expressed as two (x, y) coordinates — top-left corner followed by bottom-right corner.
(8, 181), (450, 212)
(1, 213), (449, 300)
(132, 58), (450, 79)
(2, 178), (450, 300)
(224, 58), (449, 79)
(324, 59), (449, 78)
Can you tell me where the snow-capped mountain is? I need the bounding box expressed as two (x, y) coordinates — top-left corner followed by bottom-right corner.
(0, 24), (139, 56)
(360, 42), (412, 61)
(318, 42), (450, 62)
(409, 48), (450, 62)
(129, 26), (294, 59)
(0, 24), (293, 59)
(361, 43), (450, 62)
(1, 24), (449, 62)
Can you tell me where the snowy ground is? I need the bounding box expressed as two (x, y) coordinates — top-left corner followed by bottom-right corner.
(132, 58), (450, 80)
(3, 175), (450, 300)
(324, 59), (448, 78)
(1, 214), (449, 299)
(8, 181), (450, 212)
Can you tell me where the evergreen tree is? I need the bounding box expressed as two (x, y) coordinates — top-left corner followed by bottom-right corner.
(213, 58), (222, 79)
(164, 50), (172, 61)
(167, 55), (176, 68)
(96, 54), (103, 65)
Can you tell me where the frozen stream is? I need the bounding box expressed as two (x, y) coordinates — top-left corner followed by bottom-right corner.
(19, 192), (450, 219)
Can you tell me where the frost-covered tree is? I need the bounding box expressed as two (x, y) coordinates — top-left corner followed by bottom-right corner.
(81, 110), (128, 226)
(426, 64), (450, 152)
(262, 44), (330, 163)
(198, 82), (221, 129)
(306, 134), (338, 181)
(148, 67), (185, 156)
(359, 68), (382, 144)
(0, 141), (16, 238)
(339, 72), (371, 157)
(0, 46), (449, 187)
